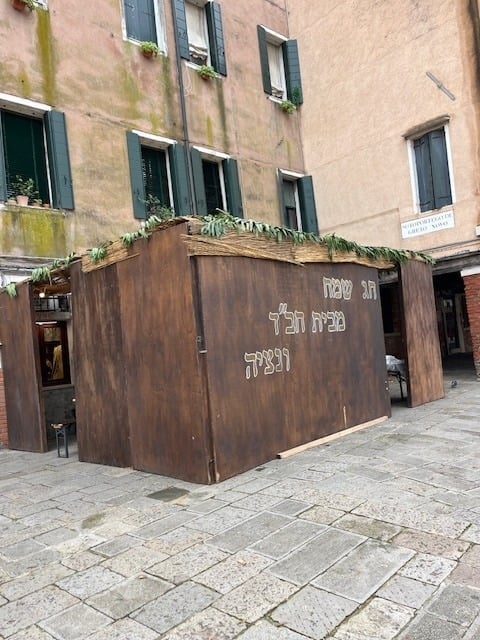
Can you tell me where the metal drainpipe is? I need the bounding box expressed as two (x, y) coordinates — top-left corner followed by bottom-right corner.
(171, 2), (196, 215)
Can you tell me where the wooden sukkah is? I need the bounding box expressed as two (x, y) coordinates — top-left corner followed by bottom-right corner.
(0, 214), (443, 483)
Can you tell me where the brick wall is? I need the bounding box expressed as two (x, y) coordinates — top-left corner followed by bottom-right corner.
(0, 369), (8, 447)
(463, 272), (480, 378)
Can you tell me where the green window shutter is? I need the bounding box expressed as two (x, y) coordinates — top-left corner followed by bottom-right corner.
(126, 131), (146, 219)
(173, 0), (190, 60)
(414, 136), (434, 213)
(206, 2), (226, 76)
(0, 113), (7, 201)
(223, 158), (243, 218)
(429, 129), (452, 209)
(283, 39), (303, 105)
(298, 175), (318, 233)
(44, 110), (74, 210)
(190, 147), (207, 216)
(124, 0), (156, 42)
(257, 25), (272, 95)
(168, 143), (191, 216)
(277, 171), (287, 226)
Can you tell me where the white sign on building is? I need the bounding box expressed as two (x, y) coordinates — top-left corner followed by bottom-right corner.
(401, 210), (455, 239)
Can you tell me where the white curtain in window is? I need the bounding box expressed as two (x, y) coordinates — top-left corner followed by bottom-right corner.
(186, 2), (208, 58)
(267, 42), (285, 97)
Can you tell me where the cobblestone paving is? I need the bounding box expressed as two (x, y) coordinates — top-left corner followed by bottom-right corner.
(0, 375), (479, 639)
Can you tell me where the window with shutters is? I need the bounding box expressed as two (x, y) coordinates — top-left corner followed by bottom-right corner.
(122, 0), (166, 53)
(191, 147), (243, 217)
(257, 26), (303, 105)
(126, 131), (179, 219)
(174, 1), (227, 75)
(279, 171), (318, 233)
(0, 95), (74, 210)
(410, 127), (453, 213)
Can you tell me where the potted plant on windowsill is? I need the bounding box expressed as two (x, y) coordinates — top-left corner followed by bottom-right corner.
(197, 64), (216, 80)
(11, 175), (38, 205)
(139, 41), (159, 59)
(279, 99), (297, 114)
(11, 0), (36, 12)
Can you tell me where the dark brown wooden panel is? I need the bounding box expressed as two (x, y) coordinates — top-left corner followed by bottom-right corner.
(117, 223), (212, 483)
(197, 258), (390, 481)
(70, 262), (132, 467)
(0, 283), (46, 452)
(400, 260), (444, 407)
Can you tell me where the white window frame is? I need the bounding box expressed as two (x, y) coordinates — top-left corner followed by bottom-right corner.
(193, 145), (229, 210)
(406, 121), (456, 215)
(261, 26), (288, 101)
(121, 0), (167, 55)
(0, 93), (55, 207)
(279, 169), (303, 230)
(132, 130), (175, 208)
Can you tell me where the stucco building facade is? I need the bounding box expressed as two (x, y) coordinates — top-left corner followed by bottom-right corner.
(0, 0), (319, 445)
(290, 0), (480, 375)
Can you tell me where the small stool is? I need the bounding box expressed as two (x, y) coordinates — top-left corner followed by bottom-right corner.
(51, 423), (69, 458)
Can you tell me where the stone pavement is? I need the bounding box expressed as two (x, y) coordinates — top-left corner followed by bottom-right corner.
(0, 371), (479, 639)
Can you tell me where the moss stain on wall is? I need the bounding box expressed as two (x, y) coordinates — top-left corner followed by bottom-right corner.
(215, 80), (229, 152)
(17, 66), (32, 98)
(206, 115), (214, 146)
(0, 209), (66, 257)
(36, 9), (56, 105)
(119, 66), (141, 120)
(158, 55), (176, 135)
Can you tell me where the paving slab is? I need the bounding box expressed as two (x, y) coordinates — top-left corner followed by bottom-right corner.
(133, 581), (219, 634)
(271, 585), (358, 639)
(377, 575), (437, 609)
(38, 603), (112, 640)
(194, 549), (273, 594)
(398, 612), (465, 640)
(269, 528), (365, 586)
(313, 539), (414, 603)
(333, 597), (414, 639)
(213, 573), (297, 623)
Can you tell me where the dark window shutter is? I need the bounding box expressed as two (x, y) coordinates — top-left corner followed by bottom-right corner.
(414, 136), (434, 213)
(168, 143), (191, 215)
(283, 39), (303, 105)
(0, 113), (7, 201)
(44, 110), (74, 210)
(190, 147), (207, 216)
(138, 0), (157, 42)
(173, 0), (190, 60)
(429, 129), (452, 209)
(126, 131), (147, 219)
(298, 175), (318, 233)
(125, 0), (156, 42)
(257, 25), (272, 95)
(223, 158), (243, 218)
(124, 0), (139, 40)
(206, 2), (226, 76)
(277, 171), (287, 226)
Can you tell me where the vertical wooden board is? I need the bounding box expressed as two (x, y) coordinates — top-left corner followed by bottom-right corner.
(70, 262), (131, 467)
(0, 283), (46, 452)
(400, 261), (444, 407)
(197, 258), (390, 481)
(117, 224), (212, 484)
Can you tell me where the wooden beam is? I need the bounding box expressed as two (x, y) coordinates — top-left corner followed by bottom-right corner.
(277, 416), (388, 459)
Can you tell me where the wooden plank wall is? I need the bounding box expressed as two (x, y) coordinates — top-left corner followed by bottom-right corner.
(0, 283), (46, 452)
(400, 261), (444, 407)
(117, 223), (212, 483)
(70, 262), (132, 467)
(197, 258), (390, 481)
